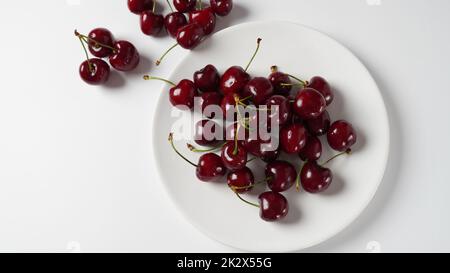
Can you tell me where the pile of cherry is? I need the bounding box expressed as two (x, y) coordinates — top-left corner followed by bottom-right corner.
(128, 0), (233, 65)
(147, 39), (358, 222)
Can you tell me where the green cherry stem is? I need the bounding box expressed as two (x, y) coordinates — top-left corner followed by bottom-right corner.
(168, 133), (198, 167)
(244, 38), (262, 72)
(286, 73), (308, 86)
(322, 149), (352, 166)
(295, 162), (304, 192)
(156, 43), (179, 66)
(143, 75), (176, 86)
(187, 142), (225, 153)
(78, 36), (93, 72)
(74, 30), (116, 52)
(166, 0), (174, 12)
(235, 193), (259, 208)
(152, 0), (157, 12)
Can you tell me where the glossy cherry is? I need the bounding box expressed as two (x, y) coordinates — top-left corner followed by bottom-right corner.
(268, 66), (292, 96)
(227, 167), (254, 193)
(109, 41), (140, 71)
(265, 95), (291, 126)
(221, 141), (247, 171)
(265, 161), (297, 192)
(225, 123), (247, 146)
(220, 93), (238, 121)
(144, 76), (197, 109)
(280, 123), (307, 154)
(128, 0), (155, 14)
(242, 77), (274, 105)
(305, 110), (331, 136)
(210, 0), (233, 16)
(177, 23), (205, 49)
(293, 88), (326, 120)
(194, 64), (220, 92)
(199, 92), (222, 119)
(300, 161), (332, 193)
(299, 135), (322, 161)
(258, 192), (289, 222)
(87, 28), (115, 58)
(308, 76), (333, 106)
(140, 10), (164, 36)
(164, 12), (188, 37)
(194, 119), (222, 146)
(220, 38), (261, 95)
(79, 59), (110, 85)
(173, 0), (196, 12)
(327, 120), (357, 152)
(189, 7), (216, 35)
(244, 133), (280, 162)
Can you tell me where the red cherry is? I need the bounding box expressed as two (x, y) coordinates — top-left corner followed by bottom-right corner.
(144, 76), (198, 109)
(79, 59), (110, 85)
(242, 77), (274, 105)
(87, 28), (115, 58)
(227, 167), (254, 194)
(265, 161), (297, 192)
(265, 95), (291, 126)
(164, 12), (188, 38)
(293, 88), (326, 120)
(189, 7), (216, 35)
(128, 0), (155, 14)
(280, 123), (307, 154)
(220, 66), (250, 95)
(308, 76), (333, 106)
(140, 11), (164, 36)
(221, 141), (247, 171)
(268, 66), (292, 96)
(327, 120), (357, 152)
(199, 92), (222, 119)
(305, 110), (331, 136)
(210, 0), (233, 16)
(109, 41), (140, 71)
(173, 0), (196, 12)
(300, 161), (332, 193)
(220, 93), (238, 121)
(196, 153), (226, 182)
(299, 135), (322, 161)
(194, 64), (220, 92)
(225, 123), (247, 146)
(194, 119), (222, 146)
(258, 192), (289, 221)
(176, 23), (205, 49)
(244, 133), (280, 162)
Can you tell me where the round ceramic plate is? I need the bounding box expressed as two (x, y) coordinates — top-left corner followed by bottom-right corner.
(153, 21), (389, 252)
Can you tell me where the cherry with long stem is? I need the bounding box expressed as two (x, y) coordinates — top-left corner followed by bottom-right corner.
(74, 30), (116, 53)
(245, 38), (262, 72)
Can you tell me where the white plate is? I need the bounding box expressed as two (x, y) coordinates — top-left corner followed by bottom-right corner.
(153, 21), (389, 252)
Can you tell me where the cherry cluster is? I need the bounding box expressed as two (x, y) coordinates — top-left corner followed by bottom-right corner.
(76, 28), (140, 85)
(128, 0), (233, 65)
(151, 39), (358, 222)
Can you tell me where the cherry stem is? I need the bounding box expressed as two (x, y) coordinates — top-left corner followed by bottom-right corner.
(78, 36), (93, 72)
(187, 142), (225, 153)
(235, 193), (259, 208)
(244, 38), (262, 72)
(153, 0), (157, 12)
(322, 149), (352, 165)
(156, 43), (179, 66)
(166, 0), (174, 12)
(230, 177), (270, 192)
(197, 0), (203, 10)
(74, 30), (116, 52)
(168, 133), (198, 167)
(286, 74), (308, 86)
(143, 75), (176, 86)
(295, 162), (304, 192)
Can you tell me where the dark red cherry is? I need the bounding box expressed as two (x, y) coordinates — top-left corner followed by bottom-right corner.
(280, 123), (307, 154)
(225, 123), (247, 146)
(308, 76), (333, 106)
(299, 135), (322, 161)
(221, 141), (247, 170)
(265, 161), (297, 192)
(79, 59), (110, 85)
(194, 119), (222, 146)
(265, 95), (291, 126)
(176, 23), (205, 49)
(221, 93), (238, 121)
(305, 110), (330, 136)
(87, 28), (115, 58)
(128, 0), (155, 14)
(169, 79), (198, 109)
(164, 12), (188, 38)
(258, 192), (289, 222)
(293, 88), (326, 120)
(196, 153), (226, 182)
(140, 11), (164, 36)
(173, 0), (196, 12)
(194, 64), (220, 92)
(242, 77), (274, 105)
(199, 92), (222, 119)
(220, 66), (250, 95)
(210, 0), (233, 16)
(244, 133), (280, 162)
(268, 67), (292, 96)
(109, 41), (140, 71)
(189, 7), (216, 35)
(300, 161), (332, 193)
(227, 167), (254, 193)
(327, 120), (357, 152)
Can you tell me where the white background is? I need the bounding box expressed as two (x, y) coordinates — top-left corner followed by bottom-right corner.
(0, 0), (449, 252)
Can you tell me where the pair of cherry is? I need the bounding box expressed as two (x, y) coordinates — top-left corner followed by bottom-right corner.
(76, 28), (140, 85)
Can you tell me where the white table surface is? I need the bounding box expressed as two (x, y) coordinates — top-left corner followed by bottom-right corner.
(0, 0), (449, 253)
